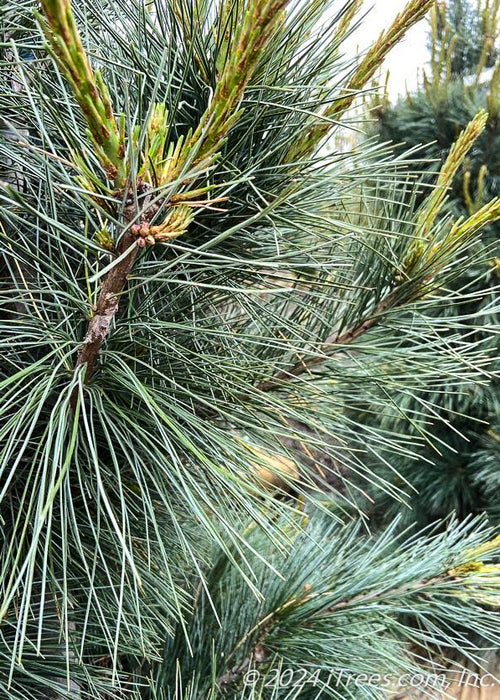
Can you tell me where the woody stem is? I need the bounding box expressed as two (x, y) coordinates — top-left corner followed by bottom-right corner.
(257, 289), (399, 392)
(71, 230), (139, 407)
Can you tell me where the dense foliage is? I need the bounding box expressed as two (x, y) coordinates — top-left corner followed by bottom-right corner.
(2, 0), (500, 697)
(368, 0), (500, 529)
(431, 0), (498, 75)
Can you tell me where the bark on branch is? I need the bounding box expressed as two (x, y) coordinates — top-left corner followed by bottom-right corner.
(257, 289), (399, 392)
(71, 231), (138, 407)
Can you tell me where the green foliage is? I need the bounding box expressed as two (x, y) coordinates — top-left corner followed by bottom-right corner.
(367, 0), (500, 530)
(155, 513), (500, 699)
(431, 0), (498, 76)
(2, 0), (500, 697)
(374, 1), (500, 220)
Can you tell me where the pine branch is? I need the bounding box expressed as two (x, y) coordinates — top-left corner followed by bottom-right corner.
(168, 515), (500, 697)
(186, 0), (289, 169)
(332, 0), (436, 116)
(39, 0), (127, 185)
(259, 111), (500, 393)
(73, 232), (138, 388)
(257, 288), (400, 391)
(218, 575), (444, 690)
(416, 109), (488, 236)
(5, 1), (500, 693)
(259, 193), (500, 393)
(38, 0), (290, 399)
(286, 0), (436, 162)
(134, 0), (289, 196)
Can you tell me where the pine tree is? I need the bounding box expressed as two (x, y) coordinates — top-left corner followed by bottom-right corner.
(366, 0), (500, 530)
(3, 0), (500, 698)
(431, 0), (498, 76)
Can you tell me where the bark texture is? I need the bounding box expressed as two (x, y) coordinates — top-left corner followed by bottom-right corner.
(72, 231), (138, 399)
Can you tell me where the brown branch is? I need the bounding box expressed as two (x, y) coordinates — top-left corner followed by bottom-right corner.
(257, 289), (399, 392)
(71, 230), (139, 408)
